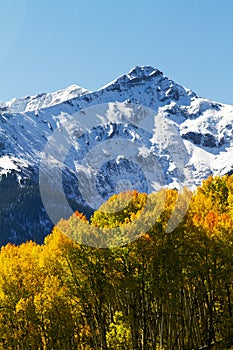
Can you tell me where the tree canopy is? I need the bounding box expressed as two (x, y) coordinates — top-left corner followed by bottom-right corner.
(1, 175), (233, 349)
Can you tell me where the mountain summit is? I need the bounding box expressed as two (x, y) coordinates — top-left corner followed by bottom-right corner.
(0, 66), (233, 245)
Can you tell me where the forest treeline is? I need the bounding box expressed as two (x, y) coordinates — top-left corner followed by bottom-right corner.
(1, 175), (233, 349)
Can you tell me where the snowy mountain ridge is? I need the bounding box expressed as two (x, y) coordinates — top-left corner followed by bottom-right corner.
(0, 84), (89, 114)
(1, 65), (233, 244)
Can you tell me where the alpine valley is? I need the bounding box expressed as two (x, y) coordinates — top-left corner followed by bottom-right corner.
(1, 65), (233, 245)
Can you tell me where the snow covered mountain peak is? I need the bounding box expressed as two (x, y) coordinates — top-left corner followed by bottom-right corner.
(1, 65), (233, 245)
(99, 65), (197, 110)
(127, 65), (163, 79)
(101, 65), (164, 90)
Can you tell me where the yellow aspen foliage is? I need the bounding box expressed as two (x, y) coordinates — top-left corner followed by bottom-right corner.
(1, 176), (233, 349)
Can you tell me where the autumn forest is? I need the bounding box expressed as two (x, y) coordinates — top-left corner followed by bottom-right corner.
(1, 175), (233, 349)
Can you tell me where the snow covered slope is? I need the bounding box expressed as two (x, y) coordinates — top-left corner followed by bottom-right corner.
(0, 65), (233, 244)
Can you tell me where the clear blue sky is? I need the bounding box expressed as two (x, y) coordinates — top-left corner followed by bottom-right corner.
(1, 0), (233, 104)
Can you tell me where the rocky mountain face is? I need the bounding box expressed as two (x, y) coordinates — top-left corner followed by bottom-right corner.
(1, 65), (233, 245)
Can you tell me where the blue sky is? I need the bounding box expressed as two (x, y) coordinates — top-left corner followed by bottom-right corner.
(1, 0), (233, 104)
